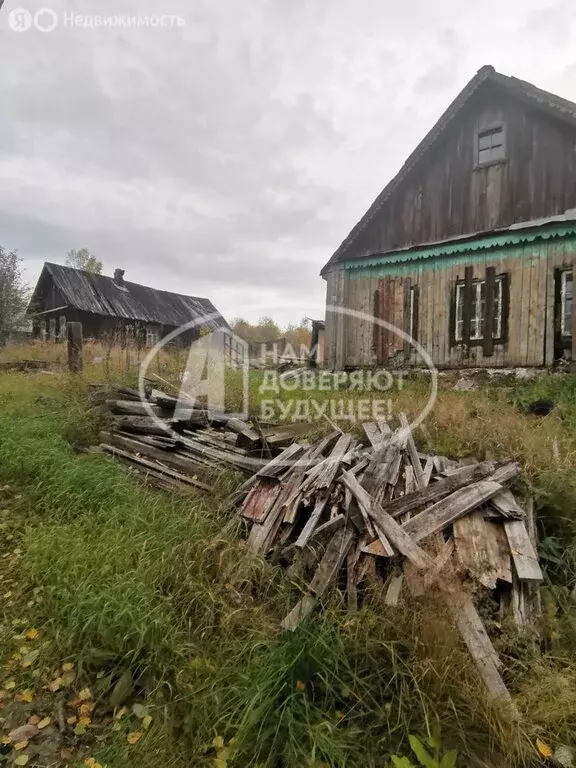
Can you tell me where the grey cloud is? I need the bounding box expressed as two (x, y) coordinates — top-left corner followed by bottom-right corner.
(1, 0), (576, 323)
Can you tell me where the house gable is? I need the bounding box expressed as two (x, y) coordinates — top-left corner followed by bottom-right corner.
(322, 66), (576, 274)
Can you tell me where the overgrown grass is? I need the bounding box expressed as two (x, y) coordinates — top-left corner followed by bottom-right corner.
(1, 369), (576, 766)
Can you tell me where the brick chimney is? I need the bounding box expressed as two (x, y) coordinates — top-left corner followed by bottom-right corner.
(113, 268), (125, 287)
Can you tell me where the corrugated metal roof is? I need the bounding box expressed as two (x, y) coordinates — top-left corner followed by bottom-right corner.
(30, 263), (229, 330)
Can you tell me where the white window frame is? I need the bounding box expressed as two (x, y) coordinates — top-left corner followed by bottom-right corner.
(455, 277), (503, 342)
(561, 270), (573, 337)
(146, 328), (159, 347)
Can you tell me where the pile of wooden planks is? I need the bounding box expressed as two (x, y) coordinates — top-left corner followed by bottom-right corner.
(238, 414), (543, 707)
(95, 388), (543, 706)
(96, 386), (312, 492)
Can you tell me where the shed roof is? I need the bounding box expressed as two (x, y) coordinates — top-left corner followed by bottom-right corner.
(322, 65), (576, 275)
(29, 263), (229, 330)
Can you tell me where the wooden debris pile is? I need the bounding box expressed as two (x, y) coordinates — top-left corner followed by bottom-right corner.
(95, 385), (311, 492)
(239, 415), (543, 706)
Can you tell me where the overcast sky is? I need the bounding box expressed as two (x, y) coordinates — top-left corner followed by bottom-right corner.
(1, 0), (576, 325)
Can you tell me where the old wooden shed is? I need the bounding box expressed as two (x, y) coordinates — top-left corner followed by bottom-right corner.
(28, 262), (229, 346)
(321, 66), (576, 369)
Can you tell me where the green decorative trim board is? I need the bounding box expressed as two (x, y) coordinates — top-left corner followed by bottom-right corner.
(343, 223), (576, 278)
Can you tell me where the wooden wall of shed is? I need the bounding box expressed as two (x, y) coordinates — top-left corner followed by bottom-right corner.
(324, 238), (576, 369)
(343, 85), (576, 261)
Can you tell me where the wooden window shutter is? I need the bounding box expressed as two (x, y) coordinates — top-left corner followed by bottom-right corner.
(462, 266), (474, 348)
(483, 266), (495, 357)
(412, 285), (419, 344)
(449, 284), (456, 348)
(372, 289), (381, 364)
(501, 273), (510, 343)
(378, 278), (391, 364)
(403, 277), (412, 356)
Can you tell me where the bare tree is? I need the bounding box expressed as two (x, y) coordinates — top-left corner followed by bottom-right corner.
(66, 247), (103, 274)
(0, 248), (28, 344)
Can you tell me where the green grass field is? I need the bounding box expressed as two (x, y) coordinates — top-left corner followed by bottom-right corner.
(0, 362), (576, 766)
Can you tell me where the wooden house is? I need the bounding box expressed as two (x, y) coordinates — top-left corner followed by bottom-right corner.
(321, 65), (576, 369)
(28, 262), (229, 346)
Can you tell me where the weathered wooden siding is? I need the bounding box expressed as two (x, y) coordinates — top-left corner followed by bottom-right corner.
(324, 237), (576, 369)
(344, 85), (576, 260)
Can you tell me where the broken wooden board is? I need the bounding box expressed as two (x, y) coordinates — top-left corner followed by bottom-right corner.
(341, 471), (433, 571)
(503, 519), (544, 582)
(241, 478), (283, 523)
(384, 573), (404, 606)
(309, 526), (356, 596)
(453, 512), (512, 588)
(448, 595), (516, 709)
(402, 480), (502, 543)
(490, 488), (525, 519)
(281, 595), (317, 632)
(384, 461), (496, 519)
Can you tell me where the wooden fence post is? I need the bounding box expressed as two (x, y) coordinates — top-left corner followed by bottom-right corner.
(67, 322), (83, 373)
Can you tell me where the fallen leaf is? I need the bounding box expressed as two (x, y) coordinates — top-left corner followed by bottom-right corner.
(115, 706), (129, 719)
(78, 717), (91, 727)
(536, 738), (553, 759)
(78, 688), (92, 701)
(15, 756), (29, 766)
(48, 678), (62, 692)
(295, 680), (305, 692)
(127, 731), (143, 745)
(5, 680), (16, 690)
(66, 716), (77, 725)
(74, 723), (87, 736)
(80, 702), (95, 716)
(84, 759), (103, 768)
(61, 671), (75, 686)
(14, 740), (29, 750)
(62, 663), (74, 672)
(16, 690), (33, 703)
(213, 735), (225, 749)
(37, 717), (51, 730)
(1, 735), (11, 744)
(142, 715), (152, 731)
(27, 716), (40, 726)
(25, 629), (39, 641)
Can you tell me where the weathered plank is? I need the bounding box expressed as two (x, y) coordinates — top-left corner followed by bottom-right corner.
(503, 520), (544, 582)
(399, 413), (425, 488)
(309, 526), (356, 596)
(453, 512), (512, 588)
(384, 573), (404, 606)
(100, 443), (211, 492)
(255, 442), (306, 478)
(294, 493), (331, 548)
(490, 488), (525, 519)
(281, 595), (317, 632)
(341, 471), (433, 570)
(448, 595), (515, 706)
(383, 461), (496, 519)
(402, 480), (502, 542)
(241, 478), (283, 523)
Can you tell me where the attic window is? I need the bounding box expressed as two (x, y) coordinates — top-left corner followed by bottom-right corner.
(477, 124), (506, 166)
